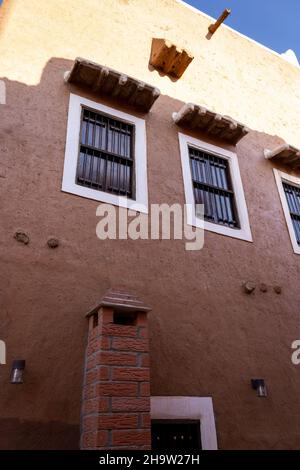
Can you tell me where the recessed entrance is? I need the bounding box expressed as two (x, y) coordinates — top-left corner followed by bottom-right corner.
(150, 396), (218, 450)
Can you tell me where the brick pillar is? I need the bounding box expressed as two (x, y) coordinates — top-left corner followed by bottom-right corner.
(80, 291), (151, 450)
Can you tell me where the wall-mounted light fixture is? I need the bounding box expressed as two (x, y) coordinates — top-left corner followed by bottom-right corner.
(251, 379), (267, 397)
(11, 360), (26, 384)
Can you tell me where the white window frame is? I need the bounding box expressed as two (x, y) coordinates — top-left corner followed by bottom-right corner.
(178, 132), (252, 242)
(274, 169), (300, 255)
(62, 93), (148, 213)
(0, 80), (6, 105)
(151, 396), (218, 450)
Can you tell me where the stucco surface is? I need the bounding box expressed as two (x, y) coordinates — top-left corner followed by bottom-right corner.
(1, 0), (300, 147)
(1, 0), (300, 450)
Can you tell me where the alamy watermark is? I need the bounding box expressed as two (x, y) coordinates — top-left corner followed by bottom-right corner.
(291, 340), (300, 365)
(96, 202), (204, 251)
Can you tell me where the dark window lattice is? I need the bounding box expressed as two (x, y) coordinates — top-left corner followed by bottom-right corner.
(76, 108), (134, 197)
(283, 181), (300, 245)
(188, 146), (239, 228)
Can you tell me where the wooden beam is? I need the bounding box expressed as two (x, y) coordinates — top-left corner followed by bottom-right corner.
(208, 9), (231, 36)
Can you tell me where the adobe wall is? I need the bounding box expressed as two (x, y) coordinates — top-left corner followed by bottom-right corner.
(0, 0), (300, 449)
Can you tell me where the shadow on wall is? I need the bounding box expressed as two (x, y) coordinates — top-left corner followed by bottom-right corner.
(0, 57), (83, 450)
(0, 56), (222, 450)
(0, 56), (289, 450)
(0, 418), (79, 451)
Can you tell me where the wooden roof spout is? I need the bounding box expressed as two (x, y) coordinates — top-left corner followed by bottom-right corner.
(208, 9), (231, 36)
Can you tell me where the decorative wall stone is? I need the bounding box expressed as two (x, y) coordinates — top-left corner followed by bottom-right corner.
(47, 238), (59, 248)
(14, 231), (29, 245)
(243, 281), (256, 295)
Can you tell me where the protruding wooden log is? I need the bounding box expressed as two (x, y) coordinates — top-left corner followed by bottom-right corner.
(208, 9), (231, 36)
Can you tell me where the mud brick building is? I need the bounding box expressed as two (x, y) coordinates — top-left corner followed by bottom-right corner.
(1, 0), (300, 450)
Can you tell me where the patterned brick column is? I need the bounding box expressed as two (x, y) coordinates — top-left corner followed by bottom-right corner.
(80, 290), (151, 450)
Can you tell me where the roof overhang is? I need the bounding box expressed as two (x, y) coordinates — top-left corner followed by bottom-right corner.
(64, 57), (160, 113)
(173, 103), (250, 144)
(264, 144), (300, 169)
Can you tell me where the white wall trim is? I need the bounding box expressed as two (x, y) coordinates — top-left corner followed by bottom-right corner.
(178, 132), (252, 241)
(0, 80), (6, 105)
(62, 93), (148, 214)
(273, 169), (300, 255)
(151, 396), (218, 450)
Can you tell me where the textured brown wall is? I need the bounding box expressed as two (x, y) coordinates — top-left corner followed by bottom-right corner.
(1, 0), (300, 450)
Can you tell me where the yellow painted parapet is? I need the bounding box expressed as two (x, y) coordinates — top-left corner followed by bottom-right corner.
(0, 0), (300, 147)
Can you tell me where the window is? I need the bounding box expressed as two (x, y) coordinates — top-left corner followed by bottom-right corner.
(179, 133), (252, 241)
(274, 169), (300, 254)
(62, 94), (148, 213)
(77, 108), (134, 197)
(189, 147), (238, 228)
(151, 397), (217, 450)
(283, 182), (300, 245)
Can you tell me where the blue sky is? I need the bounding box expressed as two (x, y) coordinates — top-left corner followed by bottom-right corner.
(185, 0), (300, 58)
